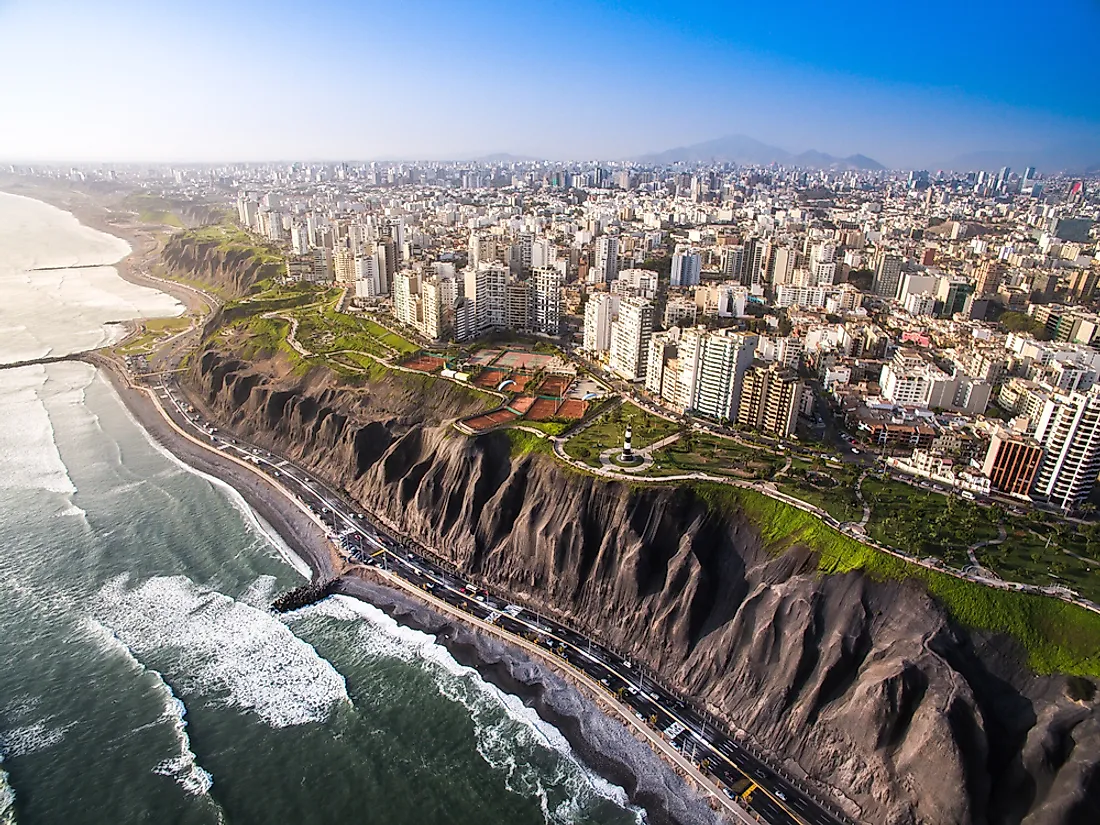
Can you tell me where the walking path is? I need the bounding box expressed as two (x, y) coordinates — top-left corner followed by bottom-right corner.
(548, 419), (1100, 618)
(597, 431), (682, 474)
(967, 525), (1008, 574)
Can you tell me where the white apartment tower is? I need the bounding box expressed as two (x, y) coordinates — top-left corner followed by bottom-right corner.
(1032, 388), (1100, 511)
(463, 262), (509, 333)
(583, 294), (619, 356)
(691, 331), (758, 421)
(670, 246), (702, 287)
(590, 236), (620, 284)
(608, 297), (655, 382)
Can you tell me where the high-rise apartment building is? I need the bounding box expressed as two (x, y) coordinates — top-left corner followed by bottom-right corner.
(583, 294), (619, 355)
(974, 259), (1007, 297)
(743, 238), (770, 287)
(670, 246), (702, 287)
(463, 262), (509, 333)
(769, 246), (798, 286)
(673, 330), (758, 420)
(872, 250), (903, 299)
(533, 266), (564, 335)
(590, 236), (620, 284)
(608, 297), (654, 381)
(1032, 388), (1100, 510)
(468, 232), (499, 270)
(722, 245), (745, 282)
(505, 280), (533, 332)
(982, 431), (1043, 497)
(736, 363), (802, 437)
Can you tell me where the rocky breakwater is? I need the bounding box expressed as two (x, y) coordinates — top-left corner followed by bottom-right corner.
(188, 348), (1100, 825)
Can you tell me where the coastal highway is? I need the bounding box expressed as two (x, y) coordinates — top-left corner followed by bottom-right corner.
(153, 377), (851, 825)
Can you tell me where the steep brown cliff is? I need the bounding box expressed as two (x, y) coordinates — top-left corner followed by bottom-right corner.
(161, 233), (281, 296)
(187, 349), (1100, 825)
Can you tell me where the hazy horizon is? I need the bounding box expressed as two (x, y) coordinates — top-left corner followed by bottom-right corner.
(1, 0), (1097, 170)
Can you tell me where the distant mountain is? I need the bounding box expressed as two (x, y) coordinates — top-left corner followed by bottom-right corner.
(632, 135), (885, 170)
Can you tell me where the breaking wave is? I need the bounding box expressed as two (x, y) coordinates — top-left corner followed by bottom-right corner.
(0, 721), (71, 760)
(93, 574), (350, 728)
(0, 367), (76, 495)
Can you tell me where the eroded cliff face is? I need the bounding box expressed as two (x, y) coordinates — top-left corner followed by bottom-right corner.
(161, 235), (281, 296)
(188, 350), (1100, 825)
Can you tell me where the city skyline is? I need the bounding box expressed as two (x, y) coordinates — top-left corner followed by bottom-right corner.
(1, 0), (1098, 170)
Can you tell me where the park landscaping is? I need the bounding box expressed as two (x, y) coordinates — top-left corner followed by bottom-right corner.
(648, 432), (783, 480)
(776, 458), (864, 524)
(862, 476), (1000, 567)
(563, 402), (680, 466)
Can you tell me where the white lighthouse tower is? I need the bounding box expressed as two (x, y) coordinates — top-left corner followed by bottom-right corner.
(621, 425), (633, 460)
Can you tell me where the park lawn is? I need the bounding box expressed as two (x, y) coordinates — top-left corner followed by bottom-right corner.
(361, 318), (419, 355)
(515, 420), (569, 436)
(776, 479), (863, 524)
(649, 434), (781, 480)
(863, 476), (1000, 567)
(978, 526), (1100, 604)
(143, 316), (191, 333)
(564, 402), (680, 465)
(776, 460), (864, 523)
(294, 306), (400, 359)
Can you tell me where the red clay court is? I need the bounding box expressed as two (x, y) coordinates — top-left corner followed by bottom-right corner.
(525, 398), (561, 421)
(402, 354), (445, 373)
(555, 399), (589, 419)
(509, 396), (536, 414)
(537, 375), (572, 398)
(473, 369), (507, 388)
(463, 408), (520, 432)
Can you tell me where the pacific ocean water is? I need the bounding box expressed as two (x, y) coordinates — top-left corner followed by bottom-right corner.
(0, 193), (641, 825)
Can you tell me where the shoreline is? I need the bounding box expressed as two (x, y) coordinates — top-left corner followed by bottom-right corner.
(87, 355), (735, 825)
(0, 184), (742, 825)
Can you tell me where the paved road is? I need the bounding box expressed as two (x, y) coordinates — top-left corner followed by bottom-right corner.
(151, 376), (852, 825)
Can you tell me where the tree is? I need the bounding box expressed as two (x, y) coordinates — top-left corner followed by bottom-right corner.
(1000, 311), (1050, 340)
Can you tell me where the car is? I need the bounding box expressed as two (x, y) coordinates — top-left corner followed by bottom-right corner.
(775, 791), (787, 801)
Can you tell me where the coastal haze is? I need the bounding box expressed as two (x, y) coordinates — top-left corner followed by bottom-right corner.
(0, 195), (644, 825)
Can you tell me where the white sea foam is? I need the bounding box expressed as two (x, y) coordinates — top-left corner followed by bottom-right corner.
(295, 596), (639, 823)
(0, 367), (77, 495)
(93, 574), (349, 728)
(0, 721), (71, 760)
(239, 575), (279, 609)
(0, 760), (14, 825)
(0, 192), (183, 366)
(83, 620), (214, 796)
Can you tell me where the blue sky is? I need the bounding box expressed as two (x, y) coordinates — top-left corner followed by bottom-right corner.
(0, 0), (1097, 168)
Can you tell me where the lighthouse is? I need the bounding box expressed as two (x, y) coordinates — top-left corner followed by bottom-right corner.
(622, 425), (633, 460)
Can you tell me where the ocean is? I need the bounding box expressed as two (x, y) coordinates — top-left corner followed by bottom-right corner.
(0, 193), (642, 825)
